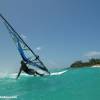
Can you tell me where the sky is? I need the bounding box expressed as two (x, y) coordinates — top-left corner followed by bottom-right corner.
(0, 0), (100, 72)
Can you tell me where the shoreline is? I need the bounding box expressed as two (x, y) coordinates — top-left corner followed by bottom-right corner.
(91, 65), (100, 68)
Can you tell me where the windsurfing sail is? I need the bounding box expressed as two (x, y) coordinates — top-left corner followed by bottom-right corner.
(0, 14), (50, 76)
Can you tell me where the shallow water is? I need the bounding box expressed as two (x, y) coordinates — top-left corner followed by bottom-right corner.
(0, 67), (100, 100)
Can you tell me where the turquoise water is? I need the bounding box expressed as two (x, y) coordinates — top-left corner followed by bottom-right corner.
(0, 67), (100, 100)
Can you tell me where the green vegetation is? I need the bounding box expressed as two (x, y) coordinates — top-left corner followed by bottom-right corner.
(70, 58), (100, 68)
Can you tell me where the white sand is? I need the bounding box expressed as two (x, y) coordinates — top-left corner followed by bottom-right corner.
(92, 65), (100, 68)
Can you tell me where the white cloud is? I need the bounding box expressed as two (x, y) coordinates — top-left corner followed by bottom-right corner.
(35, 46), (42, 51)
(20, 33), (27, 39)
(84, 51), (100, 57)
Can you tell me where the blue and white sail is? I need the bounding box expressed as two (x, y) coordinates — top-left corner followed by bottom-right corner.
(0, 14), (50, 75)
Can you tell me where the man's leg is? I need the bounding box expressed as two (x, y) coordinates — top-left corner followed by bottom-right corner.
(35, 71), (44, 76)
(28, 69), (44, 76)
(27, 69), (36, 75)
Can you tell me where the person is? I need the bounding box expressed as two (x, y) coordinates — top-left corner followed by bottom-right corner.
(16, 60), (43, 79)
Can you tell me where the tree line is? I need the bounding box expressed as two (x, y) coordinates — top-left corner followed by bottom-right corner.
(70, 58), (100, 68)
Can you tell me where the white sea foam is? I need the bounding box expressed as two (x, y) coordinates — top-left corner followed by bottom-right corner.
(50, 70), (68, 76)
(0, 73), (8, 78)
(9, 73), (29, 78)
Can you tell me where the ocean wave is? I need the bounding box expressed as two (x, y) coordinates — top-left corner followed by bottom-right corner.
(0, 73), (9, 78)
(0, 73), (29, 79)
(0, 70), (68, 79)
(9, 73), (30, 78)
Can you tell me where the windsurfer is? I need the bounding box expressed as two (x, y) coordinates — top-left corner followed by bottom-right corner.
(16, 60), (44, 79)
(0, 14), (50, 79)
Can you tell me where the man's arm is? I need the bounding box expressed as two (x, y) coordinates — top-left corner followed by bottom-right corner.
(16, 67), (22, 79)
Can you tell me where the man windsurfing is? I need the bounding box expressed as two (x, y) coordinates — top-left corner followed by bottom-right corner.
(0, 14), (50, 79)
(16, 60), (44, 79)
